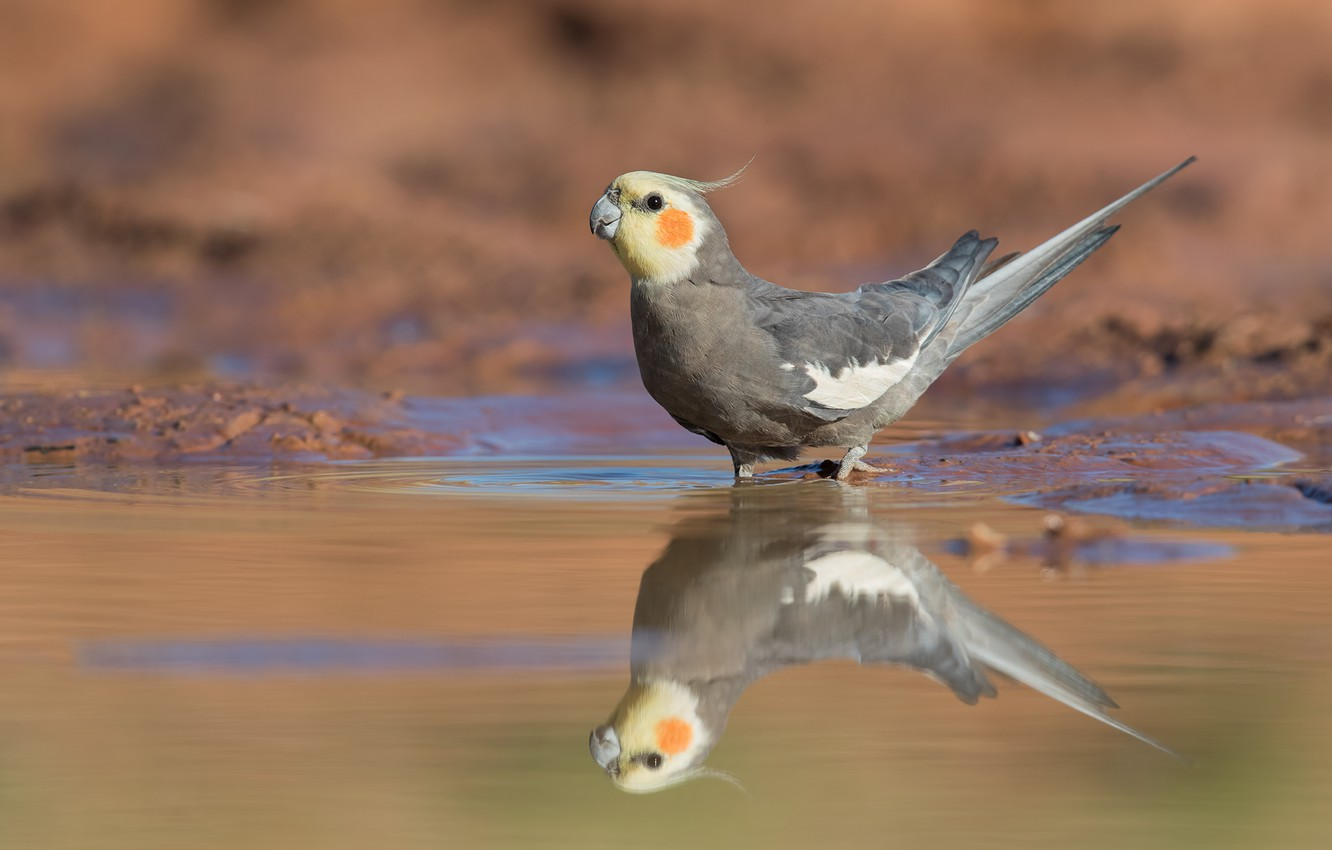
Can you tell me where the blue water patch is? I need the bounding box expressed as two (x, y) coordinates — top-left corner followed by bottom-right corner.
(404, 456), (741, 497)
(79, 637), (626, 675)
(1016, 478), (1332, 532)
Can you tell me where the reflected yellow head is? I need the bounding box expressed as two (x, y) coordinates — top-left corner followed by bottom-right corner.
(602, 679), (713, 793)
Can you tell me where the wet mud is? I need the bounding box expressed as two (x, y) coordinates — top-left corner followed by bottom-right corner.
(0, 383), (453, 462)
(4, 383), (1329, 531)
(811, 402), (1332, 531)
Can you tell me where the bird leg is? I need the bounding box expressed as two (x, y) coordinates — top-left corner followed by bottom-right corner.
(728, 446), (759, 481)
(835, 445), (890, 481)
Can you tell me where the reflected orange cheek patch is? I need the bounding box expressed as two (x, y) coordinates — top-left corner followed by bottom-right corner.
(655, 209), (694, 248)
(655, 717), (693, 755)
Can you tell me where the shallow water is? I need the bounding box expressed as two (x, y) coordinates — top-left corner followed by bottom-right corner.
(0, 438), (1330, 849)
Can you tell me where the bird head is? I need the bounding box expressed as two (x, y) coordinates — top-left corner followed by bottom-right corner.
(589, 165), (747, 284)
(588, 679), (716, 793)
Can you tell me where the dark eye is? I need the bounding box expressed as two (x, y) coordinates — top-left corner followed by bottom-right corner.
(645, 193), (664, 211)
(644, 753), (664, 769)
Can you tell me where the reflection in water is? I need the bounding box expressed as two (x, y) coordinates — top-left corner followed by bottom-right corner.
(80, 636), (624, 673)
(590, 484), (1179, 793)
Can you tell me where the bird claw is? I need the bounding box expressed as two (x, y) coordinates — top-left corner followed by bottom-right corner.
(834, 460), (892, 481)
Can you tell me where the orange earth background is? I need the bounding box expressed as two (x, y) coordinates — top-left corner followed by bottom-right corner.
(2, 0), (1330, 439)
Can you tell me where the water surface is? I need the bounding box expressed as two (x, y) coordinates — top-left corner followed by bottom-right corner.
(0, 446), (1328, 849)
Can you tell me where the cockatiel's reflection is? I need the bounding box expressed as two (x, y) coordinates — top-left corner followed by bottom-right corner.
(589, 484), (1177, 793)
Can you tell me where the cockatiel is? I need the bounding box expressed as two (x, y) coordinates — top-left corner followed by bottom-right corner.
(590, 157), (1195, 480)
(588, 485), (1178, 793)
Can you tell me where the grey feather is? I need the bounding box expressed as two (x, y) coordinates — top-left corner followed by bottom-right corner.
(859, 229), (999, 351)
(606, 157), (1195, 476)
(944, 225), (1119, 357)
(617, 487), (1182, 768)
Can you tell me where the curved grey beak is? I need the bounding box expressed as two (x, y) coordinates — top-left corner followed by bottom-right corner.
(590, 194), (621, 241)
(589, 724), (621, 775)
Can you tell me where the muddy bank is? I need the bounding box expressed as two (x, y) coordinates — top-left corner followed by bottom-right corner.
(7, 385), (1329, 467)
(5, 385), (1329, 534)
(0, 384), (455, 462)
(0, 383), (729, 463)
(845, 399), (1332, 531)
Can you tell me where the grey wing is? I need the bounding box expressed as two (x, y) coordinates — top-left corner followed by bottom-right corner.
(857, 230), (999, 351)
(752, 232), (997, 422)
(758, 542), (1000, 703)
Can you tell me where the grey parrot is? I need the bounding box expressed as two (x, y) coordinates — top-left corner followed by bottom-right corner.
(589, 485), (1179, 793)
(590, 157), (1195, 480)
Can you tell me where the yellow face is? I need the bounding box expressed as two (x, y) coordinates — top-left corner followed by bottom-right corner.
(601, 679), (713, 793)
(591, 171), (714, 284)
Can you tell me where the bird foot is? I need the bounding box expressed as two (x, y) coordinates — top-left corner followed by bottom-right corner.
(834, 460), (892, 481)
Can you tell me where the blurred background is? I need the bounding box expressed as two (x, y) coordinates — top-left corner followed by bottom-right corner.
(3, 5), (1332, 847)
(1, 0), (1330, 407)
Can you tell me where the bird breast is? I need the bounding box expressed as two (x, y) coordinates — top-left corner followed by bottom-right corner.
(629, 283), (788, 433)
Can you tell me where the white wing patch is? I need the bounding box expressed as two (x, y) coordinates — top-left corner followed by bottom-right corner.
(797, 352), (918, 409)
(800, 551), (921, 606)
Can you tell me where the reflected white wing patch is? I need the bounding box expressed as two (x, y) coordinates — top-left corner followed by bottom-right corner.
(791, 352), (918, 409)
(800, 551), (920, 606)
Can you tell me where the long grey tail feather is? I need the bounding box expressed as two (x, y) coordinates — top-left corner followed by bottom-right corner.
(942, 156), (1196, 361)
(946, 225), (1117, 356)
(955, 596), (1186, 761)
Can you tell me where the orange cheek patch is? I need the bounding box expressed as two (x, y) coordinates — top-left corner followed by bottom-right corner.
(655, 208), (694, 248)
(654, 717), (693, 755)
